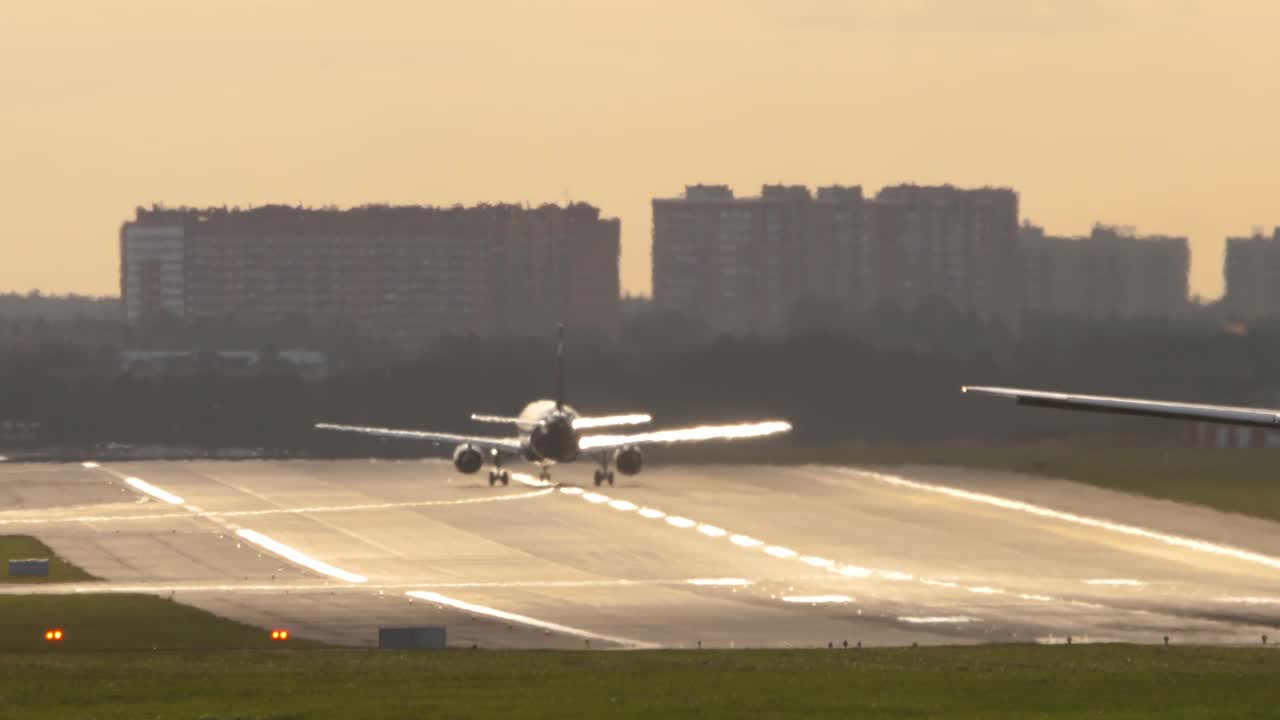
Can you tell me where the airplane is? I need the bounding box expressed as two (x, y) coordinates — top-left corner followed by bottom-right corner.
(962, 385), (1280, 429)
(316, 327), (792, 487)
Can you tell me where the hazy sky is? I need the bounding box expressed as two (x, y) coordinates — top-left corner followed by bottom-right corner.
(3, 1), (1277, 299)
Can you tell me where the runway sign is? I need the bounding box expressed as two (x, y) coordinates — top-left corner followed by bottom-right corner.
(8, 558), (49, 577)
(378, 626), (447, 650)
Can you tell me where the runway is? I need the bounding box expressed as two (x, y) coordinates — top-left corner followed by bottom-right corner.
(3, 459), (1280, 649)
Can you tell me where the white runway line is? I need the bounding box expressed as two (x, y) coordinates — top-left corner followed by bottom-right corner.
(1217, 596), (1280, 605)
(1084, 579), (1146, 587)
(553, 477), (1082, 613)
(80, 461), (99, 469)
(843, 467), (1280, 573)
(124, 477), (186, 506)
(0, 488), (554, 528)
(406, 591), (657, 649)
(899, 616), (975, 624)
(236, 529), (367, 584)
(687, 578), (752, 587)
(782, 595), (852, 604)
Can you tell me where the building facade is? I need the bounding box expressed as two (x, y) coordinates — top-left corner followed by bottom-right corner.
(1021, 223), (1190, 319)
(652, 183), (1018, 333)
(120, 204), (620, 341)
(1223, 228), (1280, 320)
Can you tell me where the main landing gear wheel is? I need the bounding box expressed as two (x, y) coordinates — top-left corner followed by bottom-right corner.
(593, 470), (615, 487)
(539, 468), (552, 482)
(489, 470), (510, 487)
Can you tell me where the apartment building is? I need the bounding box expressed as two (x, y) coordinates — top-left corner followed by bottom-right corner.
(1021, 223), (1189, 319)
(1223, 228), (1280, 320)
(120, 203), (620, 340)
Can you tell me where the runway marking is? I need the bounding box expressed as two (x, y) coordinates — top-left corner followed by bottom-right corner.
(608, 500), (638, 512)
(124, 477), (185, 506)
(0, 489), (555, 527)
(0, 577), (769, 596)
(83, 463), (375, 586)
(236, 529), (367, 584)
(687, 578), (752, 587)
(782, 595), (852, 604)
(1085, 579), (1146, 587)
(922, 579), (961, 589)
(899, 616), (975, 624)
(842, 467), (1280, 574)
(551, 482), (1088, 613)
(81, 462), (99, 469)
(1217, 597), (1280, 605)
(406, 591), (657, 649)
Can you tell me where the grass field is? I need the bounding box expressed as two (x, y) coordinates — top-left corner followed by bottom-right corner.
(0, 645), (1276, 719)
(0, 535), (97, 584)
(695, 443), (1280, 525)
(0, 594), (328, 652)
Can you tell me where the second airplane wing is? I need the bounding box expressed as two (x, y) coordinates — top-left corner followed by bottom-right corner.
(962, 386), (1280, 429)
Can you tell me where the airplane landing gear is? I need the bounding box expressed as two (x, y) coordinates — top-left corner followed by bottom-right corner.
(592, 469), (614, 487)
(539, 467), (552, 483)
(489, 457), (510, 487)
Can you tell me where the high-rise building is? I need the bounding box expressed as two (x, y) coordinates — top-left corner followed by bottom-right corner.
(652, 184), (870, 334)
(120, 203), (620, 340)
(1223, 228), (1280, 320)
(868, 185), (1020, 325)
(652, 183), (1017, 333)
(1021, 223), (1189, 319)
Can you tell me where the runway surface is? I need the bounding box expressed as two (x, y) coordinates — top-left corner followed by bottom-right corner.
(3, 458), (1280, 649)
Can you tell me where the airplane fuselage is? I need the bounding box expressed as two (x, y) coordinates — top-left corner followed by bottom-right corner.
(515, 400), (580, 465)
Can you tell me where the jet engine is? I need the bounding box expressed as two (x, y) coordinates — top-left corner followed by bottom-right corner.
(613, 445), (643, 475)
(452, 444), (484, 474)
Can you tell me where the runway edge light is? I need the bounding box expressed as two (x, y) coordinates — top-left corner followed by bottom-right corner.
(44, 629), (64, 642)
(271, 629), (290, 641)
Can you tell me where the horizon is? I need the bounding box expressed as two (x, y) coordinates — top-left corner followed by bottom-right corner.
(4, 1), (1277, 299)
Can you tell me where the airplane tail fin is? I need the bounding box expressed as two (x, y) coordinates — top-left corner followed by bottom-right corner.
(555, 323), (565, 410)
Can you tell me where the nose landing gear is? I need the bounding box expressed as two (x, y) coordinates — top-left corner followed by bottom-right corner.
(593, 454), (615, 487)
(488, 457), (510, 486)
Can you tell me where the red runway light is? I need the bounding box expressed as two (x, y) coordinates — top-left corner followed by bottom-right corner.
(45, 629), (64, 642)
(271, 629), (289, 641)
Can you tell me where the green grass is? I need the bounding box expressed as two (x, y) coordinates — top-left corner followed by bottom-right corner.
(696, 443), (1280, 524)
(0, 535), (97, 583)
(0, 594), (329, 652)
(0, 645), (1276, 719)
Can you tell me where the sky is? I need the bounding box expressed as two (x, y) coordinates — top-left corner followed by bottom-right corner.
(2, 0), (1277, 300)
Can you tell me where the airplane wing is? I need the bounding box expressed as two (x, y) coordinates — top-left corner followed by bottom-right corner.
(578, 420), (792, 451)
(962, 386), (1280, 429)
(315, 423), (524, 455)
